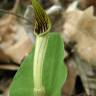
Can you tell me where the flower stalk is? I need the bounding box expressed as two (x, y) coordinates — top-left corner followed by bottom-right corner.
(33, 35), (48, 96)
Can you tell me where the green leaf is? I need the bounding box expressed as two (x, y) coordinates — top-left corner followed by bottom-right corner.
(9, 32), (67, 96)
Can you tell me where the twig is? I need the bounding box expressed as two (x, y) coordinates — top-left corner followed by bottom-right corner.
(0, 9), (33, 24)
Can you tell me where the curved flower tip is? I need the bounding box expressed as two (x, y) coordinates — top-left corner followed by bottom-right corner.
(32, 0), (51, 36)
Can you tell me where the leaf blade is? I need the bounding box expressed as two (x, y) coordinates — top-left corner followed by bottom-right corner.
(9, 32), (67, 96)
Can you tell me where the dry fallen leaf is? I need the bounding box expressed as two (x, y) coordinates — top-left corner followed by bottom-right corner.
(63, 6), (96, 65)
(0, 0), (33, 64)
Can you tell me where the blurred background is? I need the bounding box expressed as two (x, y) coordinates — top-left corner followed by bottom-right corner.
(0, 0), (96, 96)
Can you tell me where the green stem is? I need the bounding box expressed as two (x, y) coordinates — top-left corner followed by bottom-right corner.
(33, 35), (48, 96)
